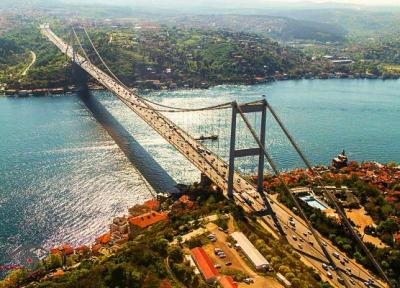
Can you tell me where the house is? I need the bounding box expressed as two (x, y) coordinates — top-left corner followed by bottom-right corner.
(50, 244), (74, 256)
(91, 243), (102, 254)
(178, 195), (194, 208)
(143, 199), (160, 210)
(231, 232), (269, 270)
(95, 232), (111, 245)
(128, 211), (168, 229)
(190, 247), (219, 284)
(74, 245), (89, 254)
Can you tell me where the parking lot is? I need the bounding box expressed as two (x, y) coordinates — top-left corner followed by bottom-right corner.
(202, 221), (283, 288)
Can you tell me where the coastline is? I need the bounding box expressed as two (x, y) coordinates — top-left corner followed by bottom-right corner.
(1, 76), (399, 97)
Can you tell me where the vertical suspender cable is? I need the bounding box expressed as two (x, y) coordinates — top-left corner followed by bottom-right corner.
(265, 101), (392, 287)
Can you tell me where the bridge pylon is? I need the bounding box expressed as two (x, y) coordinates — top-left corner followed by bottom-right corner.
(68, 26), (89, 92)
(227, 99), (267, 199)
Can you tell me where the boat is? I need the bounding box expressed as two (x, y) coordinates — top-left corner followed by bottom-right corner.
(194, 134), (218, 141)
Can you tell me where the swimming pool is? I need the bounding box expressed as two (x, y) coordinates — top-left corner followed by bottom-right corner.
(299, 195), (329, 211)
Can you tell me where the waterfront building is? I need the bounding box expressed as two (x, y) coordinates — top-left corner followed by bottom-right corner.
(143, 199), (160, 210)
(332, 150), (348, 169)
(110, 216), (129, 244)
(128, 211), (168, 229)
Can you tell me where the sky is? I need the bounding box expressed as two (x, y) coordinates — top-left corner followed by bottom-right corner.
(120, 0), (400, 8)
(274, 0), (398, 3)
(60, 0), (400, 7)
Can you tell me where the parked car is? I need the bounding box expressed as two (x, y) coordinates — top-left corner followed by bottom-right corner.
(243, 278), (254, 284)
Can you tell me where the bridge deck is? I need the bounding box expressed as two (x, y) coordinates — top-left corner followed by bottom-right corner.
(40, 25), (386, 288)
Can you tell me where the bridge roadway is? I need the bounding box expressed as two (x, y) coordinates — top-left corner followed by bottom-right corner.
(40, 25), (386, 288)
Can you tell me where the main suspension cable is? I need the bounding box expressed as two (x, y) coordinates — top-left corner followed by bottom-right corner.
(265, 101), (392, 287)
(235, 102), (354, 288)
(69, 25), (235, 113)
(81, 26), (238, 112)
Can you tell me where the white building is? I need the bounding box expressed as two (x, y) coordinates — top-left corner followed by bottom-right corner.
(231, 232), (269, 270)
(277, 272), (292, 288)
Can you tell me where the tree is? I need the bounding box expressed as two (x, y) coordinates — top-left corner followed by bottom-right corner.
(151, 238), (169, 257)
(46, 254), (62, 270)
(168, 246), (184, 263)
(378, 219), (399, 235)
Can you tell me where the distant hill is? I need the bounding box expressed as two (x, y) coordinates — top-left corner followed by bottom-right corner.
(265, 7), (400, 39)
(0, 0), (59, 8)
(155, 14), (346, 43)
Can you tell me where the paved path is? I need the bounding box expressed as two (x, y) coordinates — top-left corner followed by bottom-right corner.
(21, 51), (36, 76)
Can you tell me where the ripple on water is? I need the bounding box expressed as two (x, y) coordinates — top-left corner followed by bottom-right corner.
(0, 95), (155, 269)
(1, 79), (400, 269)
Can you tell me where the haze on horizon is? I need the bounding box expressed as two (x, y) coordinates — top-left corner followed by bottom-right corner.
(58, 0), (400, 7)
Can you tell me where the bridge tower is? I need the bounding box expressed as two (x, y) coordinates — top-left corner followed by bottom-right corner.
(227, 99), (267, 199)
(69, 26), (88, 92)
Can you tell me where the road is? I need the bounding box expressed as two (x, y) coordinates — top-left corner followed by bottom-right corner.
(40, 24), (387, 288)
(21, 51), (36, 76)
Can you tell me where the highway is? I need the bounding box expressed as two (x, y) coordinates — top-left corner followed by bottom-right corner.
(40, 24), (387, 288)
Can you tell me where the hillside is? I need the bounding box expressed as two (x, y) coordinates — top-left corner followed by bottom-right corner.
(0, 24), (304, 90)
(0, 186), (330, 288)
(154, 14), (346, 43)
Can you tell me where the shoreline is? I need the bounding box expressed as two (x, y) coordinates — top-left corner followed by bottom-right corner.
(1, 77), (399, 97)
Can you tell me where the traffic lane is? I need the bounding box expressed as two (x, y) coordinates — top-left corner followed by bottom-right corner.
(263, 213), (345, 287)
(44, 28), (386, 288)
(263, 214), (369, 288)
(254, 193), (382, 282)
(260, 197), (385, 287)
(92, 64), (385, 288)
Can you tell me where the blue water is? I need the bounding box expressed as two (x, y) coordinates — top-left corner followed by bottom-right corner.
(0, 79), (399, 271)
(144, 79), (400, 174)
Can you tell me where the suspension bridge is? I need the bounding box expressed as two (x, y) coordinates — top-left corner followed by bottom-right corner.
(39, 23), (392, 288)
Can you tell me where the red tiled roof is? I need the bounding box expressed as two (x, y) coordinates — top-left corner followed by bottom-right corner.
(52, 269), (65, 277)
(179, 195), (190, 203)
(50, 248), (61, 256)
(51, 244), (74, 255)
(96, 232), (112, 245)
(190, 247), (219, 282)
(219, 276), (238, 288)
(75, 245), (89, 253)
(92, 243), (102, 252)
(128, 211), (168, 228)
(61, 244), (74, 255)
(178, 195), (194, 208)
(144, 199), (160, 210)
